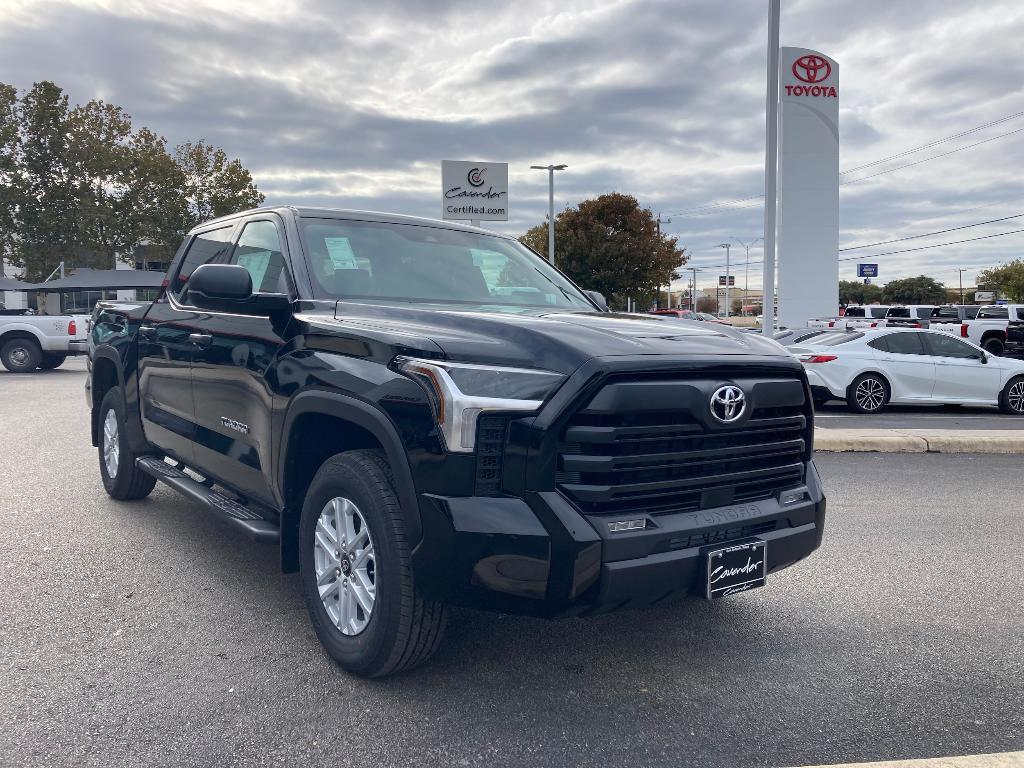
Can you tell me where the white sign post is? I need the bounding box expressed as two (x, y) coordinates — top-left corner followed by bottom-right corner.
(441, 161), (509, 225)
(776, 47), (840, 329)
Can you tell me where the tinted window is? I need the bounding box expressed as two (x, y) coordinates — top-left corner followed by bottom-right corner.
(844, 307), (865, 317)
(887, 308), (910, 318)
(964, 306), (980, 319)
(933, 306), (959, 320)
(978, 306), (1008, 319)
(883, 332), (926, 355)
(925, 333), (979, 359)
(230, 220), (290, 294)
(867, 336), (889, 352)
(299, 218), (592, 310)
(869, 307), (889, 318)
(173, 227), (234, 300)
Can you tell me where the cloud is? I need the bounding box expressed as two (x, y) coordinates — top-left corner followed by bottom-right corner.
(0, 0), (1022, 289)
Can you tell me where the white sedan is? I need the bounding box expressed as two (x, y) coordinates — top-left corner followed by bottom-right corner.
(790, 328), (1024, 414)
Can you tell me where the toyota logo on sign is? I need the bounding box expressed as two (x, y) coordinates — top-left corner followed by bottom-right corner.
(467, 167), (486, 187)
(792, 54), (831, 84)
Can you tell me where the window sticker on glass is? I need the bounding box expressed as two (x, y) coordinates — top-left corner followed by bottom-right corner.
(325, 237), (357, 270)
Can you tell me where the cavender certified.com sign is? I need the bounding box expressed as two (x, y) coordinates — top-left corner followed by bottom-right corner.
(442, 160), (508, 221)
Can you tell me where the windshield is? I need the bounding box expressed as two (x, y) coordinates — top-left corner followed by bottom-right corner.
(869, 307), (888, 318)
(298, 217), (594, 311)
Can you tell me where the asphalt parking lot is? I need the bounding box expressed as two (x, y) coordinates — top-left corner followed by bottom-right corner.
(1, 359), (1022, 768)
(814, 402), (1020, 430)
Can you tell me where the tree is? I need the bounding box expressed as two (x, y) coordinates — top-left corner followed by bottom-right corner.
(520, 193), (686, 309)
(174, 140), (264, 233)
(881, 275), (947, 305)
(0, 83), (18, 278)
(977, 260), (1024, 302)
(838, 279), (884, 306)
(696, 296), (717, 314)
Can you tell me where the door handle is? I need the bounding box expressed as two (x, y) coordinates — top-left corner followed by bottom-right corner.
(139, 324), (156, 339)
(188, 333), (213, 348)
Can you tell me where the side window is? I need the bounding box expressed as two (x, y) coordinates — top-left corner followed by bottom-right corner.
(925, 333), (979, 359)
(229, 220), (290, 294)
(867, 336), (889, 352)
(173, 227), (234, 301)
(884, 332), (926, 355)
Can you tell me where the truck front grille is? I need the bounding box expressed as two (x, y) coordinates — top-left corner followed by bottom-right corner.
(556, 374), (810, 517)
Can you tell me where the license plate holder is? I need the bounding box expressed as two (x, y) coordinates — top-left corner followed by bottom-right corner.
(705, 539), (767, 599)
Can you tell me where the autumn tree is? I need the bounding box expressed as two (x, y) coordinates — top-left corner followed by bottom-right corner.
(521, 193), (687, 309)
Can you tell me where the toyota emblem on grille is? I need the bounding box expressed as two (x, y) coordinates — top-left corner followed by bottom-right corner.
(710, 385), (746, 423)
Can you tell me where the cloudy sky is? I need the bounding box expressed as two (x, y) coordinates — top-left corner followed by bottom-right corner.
(2, 0), (1023, 293)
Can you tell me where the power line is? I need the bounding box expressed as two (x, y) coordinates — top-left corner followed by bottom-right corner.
(838, 212), (1024, 252)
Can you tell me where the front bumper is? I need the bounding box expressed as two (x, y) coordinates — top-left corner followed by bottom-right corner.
(412, 460), (826, 617)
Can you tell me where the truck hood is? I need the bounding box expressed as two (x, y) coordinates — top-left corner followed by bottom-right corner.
(304, 302), (790, 375)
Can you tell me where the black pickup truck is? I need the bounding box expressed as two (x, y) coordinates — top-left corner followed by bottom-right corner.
(87, 207), (826, 676)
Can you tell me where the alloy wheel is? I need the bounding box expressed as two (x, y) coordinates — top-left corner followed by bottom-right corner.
(1009, 380), (1024, 413)
(102, 409), (120, 478)
(855, 377), (886, 412)
(313, 496), (376, 636)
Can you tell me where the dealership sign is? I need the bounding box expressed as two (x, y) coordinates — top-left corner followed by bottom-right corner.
(857, 264), (878, 278)
(441, 160), (508, 221)
(776, 47), (840, 331)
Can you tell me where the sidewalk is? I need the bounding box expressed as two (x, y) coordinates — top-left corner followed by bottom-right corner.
(815, 428), (1024, 453)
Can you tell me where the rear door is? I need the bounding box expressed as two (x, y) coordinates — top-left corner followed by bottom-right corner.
(188, 216), (294, 507)
(138, 225), (237, 463)
(924, 332), (999, 403)
(868, 332), (936, 400)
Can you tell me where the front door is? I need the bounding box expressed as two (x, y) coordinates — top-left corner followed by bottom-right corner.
(870, 331), (936, 400)
(189, 217), (293, 508)
(138, 225), (236, 463)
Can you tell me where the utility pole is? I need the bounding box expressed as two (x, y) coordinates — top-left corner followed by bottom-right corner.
(734, 237), (762, 315)
(956, 267), (968, 305)
(717, 243), (732, 317)
(762, 0), (781, 333)
(689, 267), (699, 311)
(530, 164), (568, 265)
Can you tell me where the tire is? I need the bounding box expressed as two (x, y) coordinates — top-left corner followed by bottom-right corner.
(1, 338), (41, 373)
(299, 449), (447, 677)
(983, 337), (1005, 356)
(98, 388), (157, 500)
(998, 376), (1024, 415)
(39, 352), (68, 370)
(846, 373), (889, 414)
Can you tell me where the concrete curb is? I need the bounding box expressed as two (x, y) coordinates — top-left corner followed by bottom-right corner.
(814, 428), (1024, 454)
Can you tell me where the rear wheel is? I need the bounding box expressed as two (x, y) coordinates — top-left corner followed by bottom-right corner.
(299, 449), (447, 677)
(39, 352), (68, 370)
(847, 373), (889, 414)
(999, 377), (1024, 415)
(983, 337), (1005, 356)
(1, 338), (41, 372)
(98, 388), (157, 500)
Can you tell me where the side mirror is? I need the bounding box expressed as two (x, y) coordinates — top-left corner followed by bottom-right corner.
(186, 263), (291, 318)
(585, 290), (609, 311)
(979, 353), (988, 364)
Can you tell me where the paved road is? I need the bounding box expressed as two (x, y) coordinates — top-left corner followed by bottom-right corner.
(814, 401), (1022, 430)
(1, 360), (1022, 767)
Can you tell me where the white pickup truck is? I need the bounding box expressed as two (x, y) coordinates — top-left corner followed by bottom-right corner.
(808, 305), (891, 330)
(0, 309), (90, 372)
(932, 304), (1024, 355)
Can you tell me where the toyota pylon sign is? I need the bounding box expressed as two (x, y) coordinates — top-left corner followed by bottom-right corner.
(441, 160), (509, 222)
(776, 48), (839, 329)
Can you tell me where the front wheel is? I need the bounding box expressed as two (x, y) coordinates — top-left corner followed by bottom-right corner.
(299, 450), (447, 677)
(1, 338), (41, 372)
(999, 377), (1024, 415)
(98, 388), (157, 500)
(847, 373), (889, 414)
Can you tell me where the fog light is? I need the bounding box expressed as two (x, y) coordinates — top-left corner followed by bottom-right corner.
(780, 490), (806, 506)
(608, 519), (646, 532)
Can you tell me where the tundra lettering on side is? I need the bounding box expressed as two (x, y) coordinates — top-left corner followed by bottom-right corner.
(87, 206), (827, 677)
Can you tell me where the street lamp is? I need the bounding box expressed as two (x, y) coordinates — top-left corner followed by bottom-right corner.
(734, 237), (763, 315)
(530, 164), (568, 265)
(957, 267), (968, 305)
(717, 243), (732, 318)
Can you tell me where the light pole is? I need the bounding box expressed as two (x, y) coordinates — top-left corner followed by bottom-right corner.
(530, 164), (568, 265)
(734, 237), (762, 315)
(957, 267), (967, 305)
(717, 243), (732, 317)
(762, 0), (781, 333)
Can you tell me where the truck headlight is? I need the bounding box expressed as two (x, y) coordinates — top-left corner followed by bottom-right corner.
(396, 357), (565, 452)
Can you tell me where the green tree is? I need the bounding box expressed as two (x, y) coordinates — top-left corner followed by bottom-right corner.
(174, 140), (264, 232)
(977, 260), (1024, 301)
(0, 83), (18, 278)
(838, 279), (884, 306)
(881, 275), (947, 304)
(520, 193), (686, 309)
